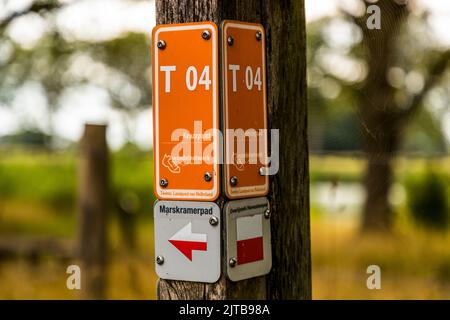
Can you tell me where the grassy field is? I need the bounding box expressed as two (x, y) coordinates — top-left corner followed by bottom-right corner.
(0, 214), (157, 299)
(0, 150), (449, 299)
(0, 148), (158, 299)
(312, 216), (450, 299)
(310, 154), (450, 183)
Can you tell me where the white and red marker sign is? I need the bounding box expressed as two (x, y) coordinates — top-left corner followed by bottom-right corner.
(225, 197), (272, 281)
(236, 215), (264, 265)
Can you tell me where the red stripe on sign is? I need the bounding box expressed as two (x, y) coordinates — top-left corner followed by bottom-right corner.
(168, 240), (207, 261)
(237, 236), (263, 265)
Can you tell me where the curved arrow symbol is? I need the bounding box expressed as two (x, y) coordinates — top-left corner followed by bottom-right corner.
(168, 222), (207, 261)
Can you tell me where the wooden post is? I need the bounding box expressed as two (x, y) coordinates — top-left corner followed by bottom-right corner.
(78, 124), (109, 299)
(156, 0), (311, 300)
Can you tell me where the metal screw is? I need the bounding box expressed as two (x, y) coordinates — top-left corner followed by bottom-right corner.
(230, 176), (238, 186)
(204, 172), (212, 182)
(202, 30), (211, 40)
(227, 36), (234, 46)
(156, 255), (164, 265)
(229, 257), (237, 268)
(259, 167), (266, 176)
(157, 40), (166, 50)
(264, 208), (271, 219)
(256, 31), (262, 41)
(160, 179), (168, 188)
(209, 216), (219, 226)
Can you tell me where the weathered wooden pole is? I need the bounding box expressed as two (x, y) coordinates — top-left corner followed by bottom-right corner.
(77, 124), (109, 299)
(156, 0), (311, 300)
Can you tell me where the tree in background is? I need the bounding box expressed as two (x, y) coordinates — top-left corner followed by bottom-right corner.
(355, 0), (449, 231)
(0, 0), (151, 147)
(308, 0), (450, 231)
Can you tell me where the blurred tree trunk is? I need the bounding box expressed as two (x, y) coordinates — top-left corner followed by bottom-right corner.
(357, 0), (450, 231)
(361, 101), (402, 231)
(357, 0), (408, 232)
(156, 0), (311, 300)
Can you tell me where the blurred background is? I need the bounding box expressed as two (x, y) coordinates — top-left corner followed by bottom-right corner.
(0, 0), (449, 299)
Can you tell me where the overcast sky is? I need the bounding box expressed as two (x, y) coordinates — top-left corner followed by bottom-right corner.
(0, 0), (449, 150)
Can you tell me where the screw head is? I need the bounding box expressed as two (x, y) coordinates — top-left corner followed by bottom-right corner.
(229, 257), (237, 268)
(227, 36), (234, 46)
(230, 176), (238, 186)
(157, 40), (166, 50)
(202, 30), (211, 40)
(264, 208), (271, 219)
(156, 255), (164, 265)
(259, 167), (266, 176)
(256, 31), (262, 41)
(160, 179), (168, 188)
(209, 216), (219, 226)
(204, 172), (212, 182)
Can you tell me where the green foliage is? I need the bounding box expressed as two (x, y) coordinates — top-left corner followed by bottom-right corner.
(89, 32), (152, 110)
(0, 152), (76, 207)
(112, 144), (156, 217)
(322, 113), (362, 151)
(0, 129), (51, 148)
(405, 168), (450, 230)
(0, 30), (151, 110)
(402, 108), (448, 154)
(0, 148), (155, 215)
(306, 14), (450, 154)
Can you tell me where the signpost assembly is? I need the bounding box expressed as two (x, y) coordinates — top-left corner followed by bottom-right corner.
(152, 21), (272, 287)
(152, 0), (312, 298)
(154, 0), (311, 301)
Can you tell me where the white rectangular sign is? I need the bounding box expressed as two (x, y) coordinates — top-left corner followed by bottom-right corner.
(225, 197), (272, 281)
(154, 200), (221, 283)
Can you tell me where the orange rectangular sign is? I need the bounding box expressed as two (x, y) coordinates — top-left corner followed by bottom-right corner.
(152, 22), (220, 201)
(222, 21), (269, 199)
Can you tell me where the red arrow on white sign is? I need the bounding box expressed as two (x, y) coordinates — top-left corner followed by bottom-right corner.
(168, 223), (207, 261)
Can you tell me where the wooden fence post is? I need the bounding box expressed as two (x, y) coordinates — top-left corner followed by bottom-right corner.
(156, 0), (311, 300)
(77, 124), (109, 299)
